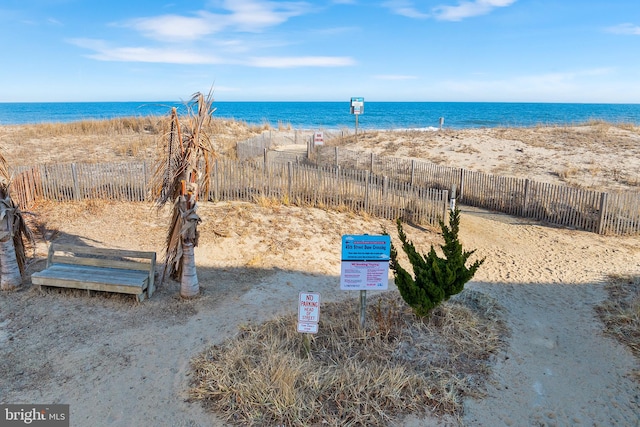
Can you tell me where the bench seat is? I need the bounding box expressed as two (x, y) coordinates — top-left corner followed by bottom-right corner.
(31, 244), (156, 302)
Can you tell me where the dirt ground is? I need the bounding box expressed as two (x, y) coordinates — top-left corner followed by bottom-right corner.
(1, 123), (639, 426)
(0, 199), (638, 426)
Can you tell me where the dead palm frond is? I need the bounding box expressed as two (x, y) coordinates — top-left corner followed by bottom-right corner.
(0, 151), (34, 278)
(152, 90), (217, 284)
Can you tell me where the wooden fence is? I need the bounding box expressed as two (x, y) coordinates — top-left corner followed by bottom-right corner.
(10, 160), (449, 229)
(10, 144), (640, 235)
(312, 146), (640, 235)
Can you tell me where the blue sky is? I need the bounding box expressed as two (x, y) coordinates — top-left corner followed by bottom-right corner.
(1, 0), (639, 102)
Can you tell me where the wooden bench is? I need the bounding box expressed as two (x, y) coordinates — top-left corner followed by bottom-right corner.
(31, 244), (157, 302)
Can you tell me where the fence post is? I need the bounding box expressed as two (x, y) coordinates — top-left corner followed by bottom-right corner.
(522, 179), (530, 217)
(263, 148), (268, 167)
(214, 159), (219, 201)
(383, 175), (388, 198)
(71, 163), (81, 201)
(597, 192), (608, 235)
(370, 152), (374, 173)
(411, 160), (415, 186)
(142, 161), (149, 201)
(364, 170), (370, 213)
(287, 162), (292, 200)
(443, 190), (449, 225)
(459, 169), (465, 201)
(450, 185), (457, 212)
(335, 147), (339, 167)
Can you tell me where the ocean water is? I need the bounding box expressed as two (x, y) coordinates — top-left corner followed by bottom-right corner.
(1, 101), (640, 130)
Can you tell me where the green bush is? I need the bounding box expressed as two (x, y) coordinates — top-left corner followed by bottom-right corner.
(389, 208), (485, 317)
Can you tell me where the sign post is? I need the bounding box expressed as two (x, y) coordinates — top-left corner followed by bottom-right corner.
(297, 292), (320, 356)
(350, 97), (364, 142)
(313, 131), (324, 146)
(340, 234), (390, 328)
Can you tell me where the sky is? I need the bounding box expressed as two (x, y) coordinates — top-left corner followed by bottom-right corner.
(1, 0), (639, 103)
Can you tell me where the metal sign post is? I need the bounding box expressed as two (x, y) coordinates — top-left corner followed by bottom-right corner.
(350, 97), (364, 143)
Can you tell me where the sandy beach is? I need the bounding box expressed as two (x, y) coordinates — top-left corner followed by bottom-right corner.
(1, 122), (639, 426)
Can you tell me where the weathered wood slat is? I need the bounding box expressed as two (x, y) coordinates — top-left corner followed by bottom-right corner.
(10, 149), (639, 235)
(32, 264), (148, 291)
(31, 244), (156, 301)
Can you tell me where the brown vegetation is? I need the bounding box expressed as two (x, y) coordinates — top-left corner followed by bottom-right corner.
(596, 274), (640, 380)
(0, 116), (267, 165)
(190, 291), (505, 426)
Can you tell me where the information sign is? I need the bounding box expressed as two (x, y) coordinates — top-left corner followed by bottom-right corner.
(350, 97), (364, 115)
(340, 235), (391, 290)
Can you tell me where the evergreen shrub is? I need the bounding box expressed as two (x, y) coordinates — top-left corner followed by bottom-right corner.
(389, 208), (485, 317)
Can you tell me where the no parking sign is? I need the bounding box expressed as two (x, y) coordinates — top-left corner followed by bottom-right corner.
(297, 292), (320, 334)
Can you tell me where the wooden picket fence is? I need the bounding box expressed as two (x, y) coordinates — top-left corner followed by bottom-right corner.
(10, 159), (449, 229)
(312, 146), (640, 235)
(10, 144), (640, 235)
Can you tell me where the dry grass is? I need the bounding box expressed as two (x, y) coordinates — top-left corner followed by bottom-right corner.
(190, 291), (505, 426)
(0, 116), (266, 165)
(595, 274), (640, 381)
(490, 122), (640, 152)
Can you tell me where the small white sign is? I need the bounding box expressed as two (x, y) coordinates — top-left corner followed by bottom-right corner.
(298, 292), (320, 335)
(297, 322), (319, 334)
(314, 131), (324, 145)
(298, 292), (321, 323)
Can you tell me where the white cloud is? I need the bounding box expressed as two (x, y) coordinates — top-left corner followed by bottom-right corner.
(126, 12), (223, 42)
(247, 55), (355, 67)
(69, 38), (355, 68)
(124, 0), (312, 41)
(383, 0), (515, 21)
(69, 38), (226, 64)
(381, 1), (430, 19)
(223, 0), (311, 32)
(374, 74), (417, 80)
(605, 23), (640, 35)
(71, 1), (355, 69)
(434, 0), (516, 21)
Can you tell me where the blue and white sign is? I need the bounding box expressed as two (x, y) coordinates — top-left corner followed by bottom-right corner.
(340, 235), (391, 290)
(350, 97), (364, 115)
(341, 235), (390, 261)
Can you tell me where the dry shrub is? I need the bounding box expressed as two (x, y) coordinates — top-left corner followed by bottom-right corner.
(553, 164), (579, 180)
(190, 291), (505, 426)
(20, 116), (164, 137)
(595, 274), (640, 380)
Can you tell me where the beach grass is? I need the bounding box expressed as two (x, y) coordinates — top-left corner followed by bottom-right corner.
(189, 291), (505, 426)
(0, 116), (267, 165)
(596, 274), (640, 381)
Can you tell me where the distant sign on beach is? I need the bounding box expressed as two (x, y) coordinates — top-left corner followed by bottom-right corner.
(350, 97), (364, 115)
(314, 131), (324, 145)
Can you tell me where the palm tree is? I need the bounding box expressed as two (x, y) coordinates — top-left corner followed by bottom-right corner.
(0, 153), (34, 290)
(152, 91), (216, 297)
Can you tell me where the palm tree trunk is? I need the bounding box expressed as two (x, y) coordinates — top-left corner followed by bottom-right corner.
(0, 199), (21, 290)
(0, 235), (21, 290)
(180, 241), (199, 298)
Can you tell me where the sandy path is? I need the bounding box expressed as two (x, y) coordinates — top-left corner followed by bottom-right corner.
(463, 282), (639, 426)
(1, 202), (639, 426)
(458, 209), (640, 426)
